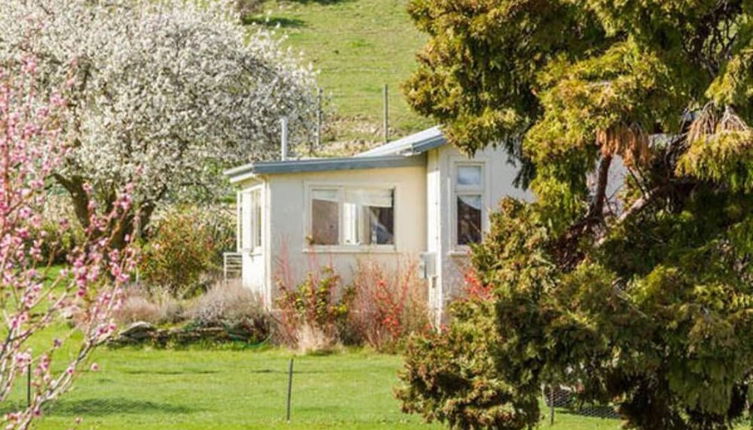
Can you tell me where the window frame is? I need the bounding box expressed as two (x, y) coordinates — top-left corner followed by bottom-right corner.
(239, 185), (264, 255)
(451, 159), (488, 252)
(250, 188), (263, 252)
(304, 182), (399, 253)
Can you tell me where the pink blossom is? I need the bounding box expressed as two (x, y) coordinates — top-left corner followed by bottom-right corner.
(0, 54), (136, 430)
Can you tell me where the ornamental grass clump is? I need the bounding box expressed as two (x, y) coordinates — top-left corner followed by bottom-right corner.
(189, 281), (271, 343)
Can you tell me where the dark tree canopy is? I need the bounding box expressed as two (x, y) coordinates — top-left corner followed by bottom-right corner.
(398, 1), (753, 429)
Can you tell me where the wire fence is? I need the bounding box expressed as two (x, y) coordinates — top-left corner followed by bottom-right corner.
(544, 384), (620, 425)
(0, 356), (627, 429)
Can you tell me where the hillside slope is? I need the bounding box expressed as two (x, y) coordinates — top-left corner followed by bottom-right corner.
(252, 0), (432, 153)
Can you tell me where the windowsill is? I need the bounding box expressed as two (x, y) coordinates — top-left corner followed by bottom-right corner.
(241, 249), (263, 257)
(302, 245), (399, 254)
(448, 248), (471, 257)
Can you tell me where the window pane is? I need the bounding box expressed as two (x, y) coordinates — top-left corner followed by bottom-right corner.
(457, 165), (482, 187)
(253, 191), (262, 248)
(311, 197), (339, 245)
(368, 206), (394, 245)
(457, 195), (482, 245)
(342, 187), (394, 245)
(343, 202), (360, 245)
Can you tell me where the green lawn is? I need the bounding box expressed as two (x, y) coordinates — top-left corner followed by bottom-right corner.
(23, 345), (623, 430)
(251, 0), (434, 149)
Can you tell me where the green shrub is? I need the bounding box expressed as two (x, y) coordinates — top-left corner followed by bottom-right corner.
(36, 194), (85, 264)
(139, 205), (234, 297)
(396, 199), (553, 429)
(39, 220), (85, 265)
(397, 299), (540, 429)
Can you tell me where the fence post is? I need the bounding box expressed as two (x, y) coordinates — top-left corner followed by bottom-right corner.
(286, 358), (294, 422)
(549, 384), (555, 425)
(316, 87), (323, 152)
(26, 363), (31, 408)
(383, 84), (389, 143)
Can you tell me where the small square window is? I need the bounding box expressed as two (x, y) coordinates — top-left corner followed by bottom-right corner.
(457, 165), (482, 187)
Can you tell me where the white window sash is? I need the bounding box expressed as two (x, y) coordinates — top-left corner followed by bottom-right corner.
(453, 161), (486, 247)
(308, 185), (396, 248)
(235, 191), (242, 252)
(250, 189), (262, 251)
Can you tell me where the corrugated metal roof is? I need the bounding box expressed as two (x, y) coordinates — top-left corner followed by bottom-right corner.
(357, 126), (446, 157)
(224, 126), (446, 182)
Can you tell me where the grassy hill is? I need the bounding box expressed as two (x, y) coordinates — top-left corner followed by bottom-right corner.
(249, 0), (433, 153)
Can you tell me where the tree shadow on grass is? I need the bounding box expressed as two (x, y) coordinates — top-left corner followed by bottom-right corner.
(44, 398), (194, 417)
(242, 16), (306, 28)
(558, 404), (620, 419)
(248, 368), (326, 374)
(287, 0), (354, 5)
(122, 369), (218, 375)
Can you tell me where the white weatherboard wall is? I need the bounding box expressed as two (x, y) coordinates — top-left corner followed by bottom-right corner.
(235, 141), (531, 318)
(426, 144), (531, 322)
(263, 164), (428, 302)
(237, 180), (269, 303)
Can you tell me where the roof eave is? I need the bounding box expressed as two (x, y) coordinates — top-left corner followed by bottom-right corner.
(225, 153), (426, 182)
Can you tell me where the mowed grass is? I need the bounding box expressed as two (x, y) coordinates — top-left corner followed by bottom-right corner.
(20, 342), (623, 430)
(18, 270), (617, 429)
(252, 0), (434, 146)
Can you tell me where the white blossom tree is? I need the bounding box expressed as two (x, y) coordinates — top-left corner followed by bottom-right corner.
(0, 0), (318, 239)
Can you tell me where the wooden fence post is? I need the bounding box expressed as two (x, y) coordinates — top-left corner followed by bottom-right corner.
(383, 84), (389, 143)
(286, 358), (294, 422)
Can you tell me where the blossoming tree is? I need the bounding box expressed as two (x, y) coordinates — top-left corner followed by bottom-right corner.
(0, 58), (136, 429)
(0, 0), (318, 239)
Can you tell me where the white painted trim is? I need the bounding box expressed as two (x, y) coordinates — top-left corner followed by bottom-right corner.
(448, 156), (490, 252)
(239, 184), (264, 255)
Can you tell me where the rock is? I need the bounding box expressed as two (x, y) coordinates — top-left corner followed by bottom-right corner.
(119, 321), (157, 340)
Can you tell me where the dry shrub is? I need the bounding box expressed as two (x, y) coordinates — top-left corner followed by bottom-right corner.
(349, 259), (430, 352)
(114, 287), (184, 325)
(188, 281), (271, 342)
(296, 323), (337, 354)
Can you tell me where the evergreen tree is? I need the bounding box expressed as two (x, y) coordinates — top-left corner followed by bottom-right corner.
(398, 1), (753, 428)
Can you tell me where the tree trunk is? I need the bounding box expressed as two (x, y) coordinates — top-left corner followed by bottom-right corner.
(53, 174), (92, 230)
(53, 174), (158, 249)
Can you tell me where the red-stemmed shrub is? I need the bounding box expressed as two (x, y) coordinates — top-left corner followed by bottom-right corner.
(349, 259), (430, 352)
(462, 268), (494, 302)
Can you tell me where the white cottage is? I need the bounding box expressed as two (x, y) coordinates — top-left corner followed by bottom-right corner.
(224, 126), (530, 322)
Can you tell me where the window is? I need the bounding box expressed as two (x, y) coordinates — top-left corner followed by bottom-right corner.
(311, 188), (340, 245)
(309, 186), (395, 247)
(251, 189), (262, 249)
(238, 188), (263, 252)
(455, 164), (483, 246)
